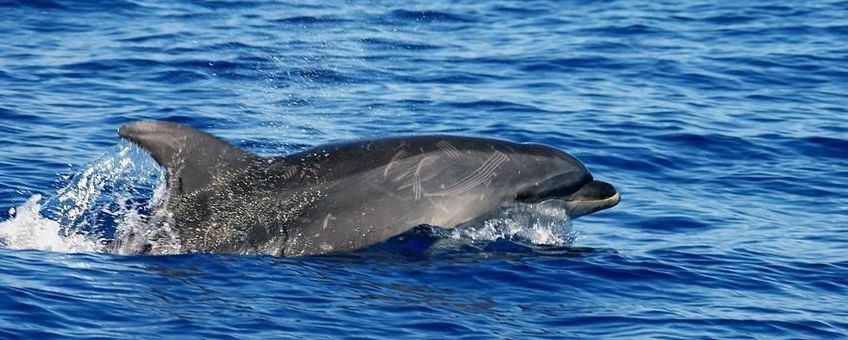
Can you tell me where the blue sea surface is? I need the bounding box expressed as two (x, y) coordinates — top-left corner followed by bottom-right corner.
(1, 0), (847, 338)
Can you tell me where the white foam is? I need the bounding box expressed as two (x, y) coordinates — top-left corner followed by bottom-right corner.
(0, 194), (101, 253)
(451, 202), (575, 246)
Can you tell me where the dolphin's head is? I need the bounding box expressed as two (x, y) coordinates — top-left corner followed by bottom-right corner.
(554, 179), (620, 218)
(522, 178), (621, 218)
(514, 146), (620, 218)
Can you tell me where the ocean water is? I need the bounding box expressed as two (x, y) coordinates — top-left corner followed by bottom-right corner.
(1, 0), (847, 338)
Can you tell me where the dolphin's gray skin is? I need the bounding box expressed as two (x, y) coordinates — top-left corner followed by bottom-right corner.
(116, 121), (620, 256)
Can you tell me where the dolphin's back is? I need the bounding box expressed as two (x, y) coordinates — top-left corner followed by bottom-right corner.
(278, 135), (586, 182)
(274, 135), (590, 255)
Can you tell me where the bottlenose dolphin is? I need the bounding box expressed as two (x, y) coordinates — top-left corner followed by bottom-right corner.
(115, 121), (620, 256)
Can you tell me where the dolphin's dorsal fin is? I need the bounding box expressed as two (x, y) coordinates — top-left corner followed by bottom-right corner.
(118, 121), (257, 196)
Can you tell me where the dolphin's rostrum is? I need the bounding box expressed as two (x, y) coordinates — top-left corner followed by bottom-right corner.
(115, 121), (620, 256)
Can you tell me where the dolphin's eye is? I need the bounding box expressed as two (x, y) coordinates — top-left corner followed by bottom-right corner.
(515, 190), (535, 202)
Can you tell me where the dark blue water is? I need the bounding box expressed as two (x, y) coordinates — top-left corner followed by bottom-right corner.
(1, 0), (847, 338)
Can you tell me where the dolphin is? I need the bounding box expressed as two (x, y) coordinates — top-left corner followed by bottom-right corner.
(115, 121), (620, 256)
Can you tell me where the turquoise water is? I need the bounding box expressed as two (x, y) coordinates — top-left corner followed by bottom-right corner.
(1, 0), (846, 338)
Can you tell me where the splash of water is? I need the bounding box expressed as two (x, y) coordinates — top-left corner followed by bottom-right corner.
(448, 202), (575, 246)
(0, 194), (101, 252)
(0, 142), (169, 254)
(109, 184), (182, 256)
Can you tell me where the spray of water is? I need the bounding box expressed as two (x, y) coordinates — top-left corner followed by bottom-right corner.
(454, 202), (575, 245)
(0, 194), (100, 252)
(420, 202), (577, 255)
(0, 142), (166, 253)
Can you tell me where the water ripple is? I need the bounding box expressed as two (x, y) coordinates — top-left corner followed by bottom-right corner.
(0, 0), (846, 338)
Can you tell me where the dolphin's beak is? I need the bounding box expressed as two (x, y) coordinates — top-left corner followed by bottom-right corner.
(560, 180), (621, 218)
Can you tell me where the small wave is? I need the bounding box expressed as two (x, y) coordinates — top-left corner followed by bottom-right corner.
(403, 74), (490, 85)
(272, 15), (349, 25)
(361, 38), (440, 51)
(148, 70), (208, 84)
(387, 9), (473, 23)
(285, 68), (351, 84)
(656, 132), (778, 161)
(793, 136), (848, 159)
(60, 58), (162, 72)
(579, 24), (666, 36)
(628, 215), (713, 234)
(0, 0), (67, 10)
(519, 56), (624, 73)
(701, 15), (757, 25)
(116, 33), (181, 43)
(448, 100), (551, 114)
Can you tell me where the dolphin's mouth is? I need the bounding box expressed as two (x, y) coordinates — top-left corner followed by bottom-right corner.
(535, 180), (621, 218)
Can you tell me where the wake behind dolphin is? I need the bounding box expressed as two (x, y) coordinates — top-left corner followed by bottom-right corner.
(114, 121), (620, 256)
